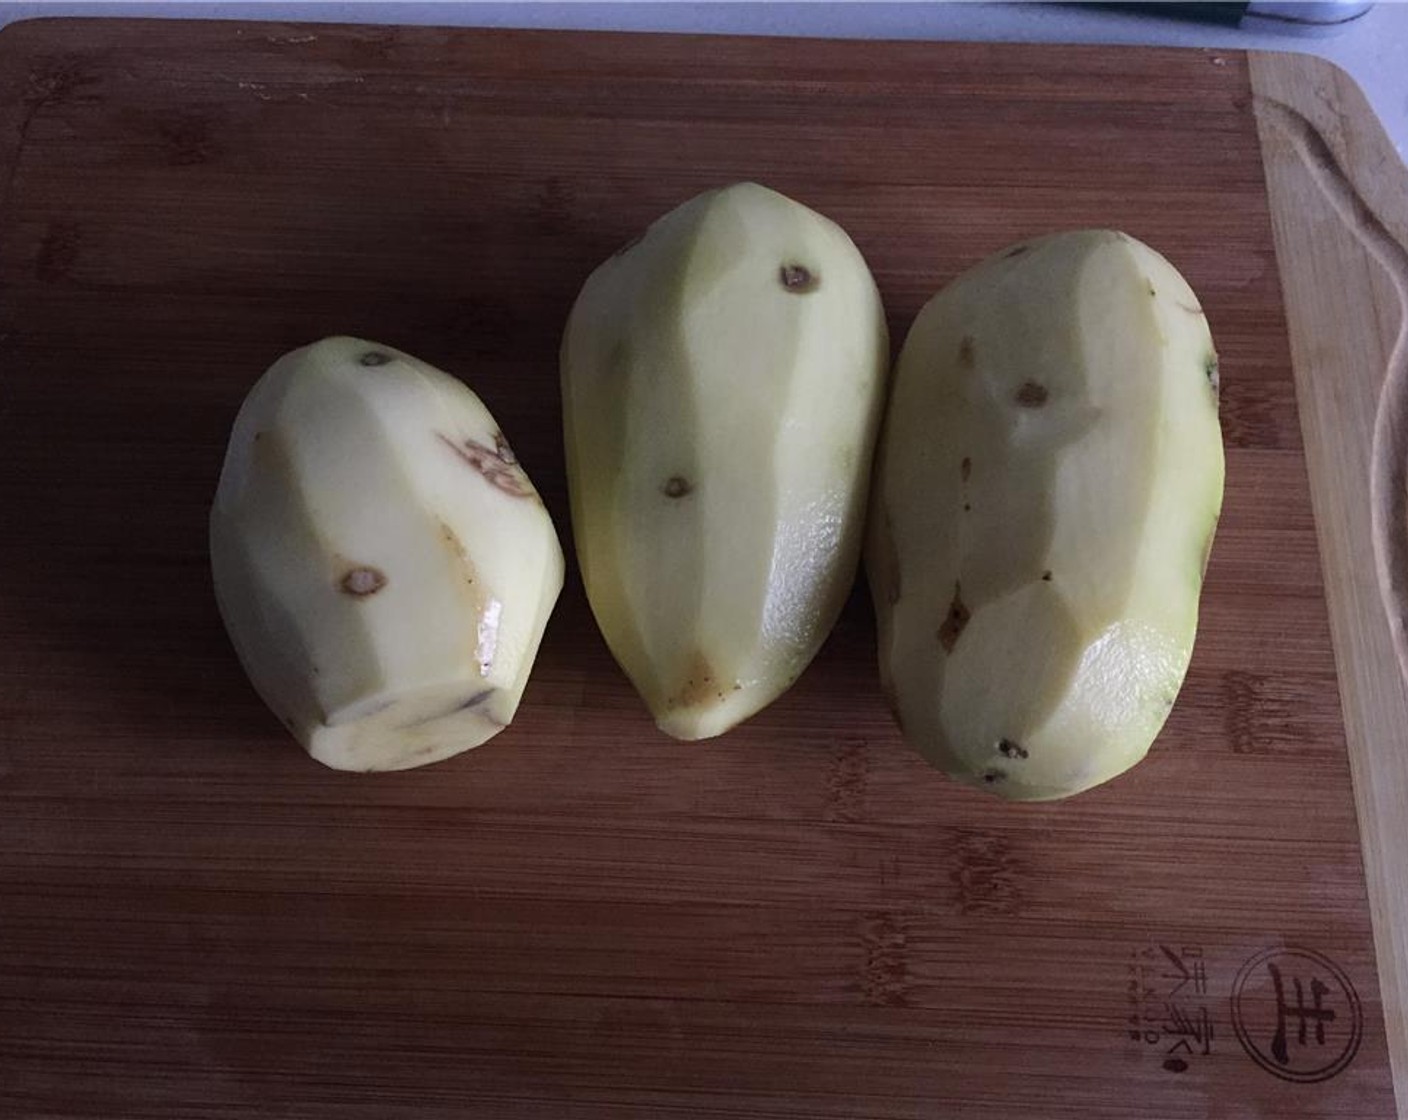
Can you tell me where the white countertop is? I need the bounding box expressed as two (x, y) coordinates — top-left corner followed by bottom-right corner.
(1, 1), (1405, 158)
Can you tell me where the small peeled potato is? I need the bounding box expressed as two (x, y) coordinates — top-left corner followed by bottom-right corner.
(210, 337), (564, 772)
(867, 231), (1225, 800)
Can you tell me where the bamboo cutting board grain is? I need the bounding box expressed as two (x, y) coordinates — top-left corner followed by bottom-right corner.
(0, 19), (1406, 1120)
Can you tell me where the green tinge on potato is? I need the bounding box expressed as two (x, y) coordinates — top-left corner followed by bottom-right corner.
(867, 230), (1225, 800)
(210, 337), (565, 772)
(561, 182), (890, 740)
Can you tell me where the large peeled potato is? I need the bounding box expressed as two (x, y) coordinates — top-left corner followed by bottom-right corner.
(210, 337), (564, 772)
(868, 231), (1224, 800)
(562, 182), (889, 739)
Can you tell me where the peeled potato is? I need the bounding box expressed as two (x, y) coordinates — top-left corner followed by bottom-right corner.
(867, 231), (1224, 799)
(210, 337), (564, 772)
(561, 182), (889, 739)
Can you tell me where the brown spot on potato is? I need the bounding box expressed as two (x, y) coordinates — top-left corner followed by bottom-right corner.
(957, 336), (975, 369)
(1003, 245), (1030, 259)
(937, 583), (970, 653)
(662, 476), (693, 499)
(669, 650), (720, 710)
(960, 456), (972, 482)
(340, 566), (386, 597)
(981, 769), (1007, 785)
(1015, 381), (1048, 407)
(779, 264), (818, 293)
(1041, 570), (1052, 582)
(359, 350), (392, 367)
(437, 432), (535, 498)
(1205, 354), (1220, 402)
(997, 738), (1029, 760)
(439, 520), (466, 558)
(1147, 281), (1157, 298)
(963, 503), (972, 513)
(437, 520), (478, 587)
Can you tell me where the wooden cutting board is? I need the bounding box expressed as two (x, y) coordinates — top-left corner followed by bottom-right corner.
(1, 19), (1406, 1120)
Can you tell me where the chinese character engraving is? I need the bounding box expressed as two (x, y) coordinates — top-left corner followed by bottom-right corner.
(1126, 943), (1215, 1073)
(1268, 963), (1335, 1066)
(1231, 946), (1365, 1084)
(1160, 944), (1208, 997)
